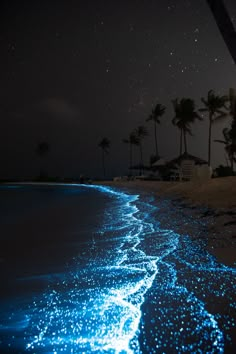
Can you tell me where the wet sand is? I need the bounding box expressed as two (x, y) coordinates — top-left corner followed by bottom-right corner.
(99, 177), (236, 267)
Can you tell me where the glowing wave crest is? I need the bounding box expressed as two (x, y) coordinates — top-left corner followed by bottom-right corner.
(24, 185), (165, 353)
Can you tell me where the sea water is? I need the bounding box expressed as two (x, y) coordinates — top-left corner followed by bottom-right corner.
(0, 184), (235, 353)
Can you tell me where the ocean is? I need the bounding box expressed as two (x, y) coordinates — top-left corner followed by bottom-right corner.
(0, 183), (235, 353)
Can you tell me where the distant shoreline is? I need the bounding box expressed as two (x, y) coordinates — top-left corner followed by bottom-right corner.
(2, 176), (236, 209)
(1, 176), (236, 208)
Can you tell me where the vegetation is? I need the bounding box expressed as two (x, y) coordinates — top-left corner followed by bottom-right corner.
(199, 90), (228, 166)
(146, 103), (166, 161)
(98, 137), (110, 178)
(215, 128), (236, 173)
(172, 98), (202, 155)
(134, 125), (148, 175)
(33, 89), (236, 180)
(214, 164), (234, 177)
(228, 89), (236, 171)
(122, 131), (140, 173)
(96, 89), (236, 179)
(214, 90), (236, 173)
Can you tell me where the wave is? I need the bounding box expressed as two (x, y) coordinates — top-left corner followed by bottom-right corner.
(0, 184), (235, 353)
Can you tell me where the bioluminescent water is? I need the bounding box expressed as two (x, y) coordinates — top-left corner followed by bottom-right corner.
(0, 184), (235, 353)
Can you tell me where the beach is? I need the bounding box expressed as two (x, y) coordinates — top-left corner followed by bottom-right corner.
(0, 180), (235, 352)
(99, 177), (236, 351)
(100, 176), (236, 267)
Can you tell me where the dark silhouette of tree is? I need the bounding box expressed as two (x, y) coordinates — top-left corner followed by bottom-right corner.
(98, 137), (110, 178)
(36, 141), (50, 179)
(214, 88), (236, 173)
(228, 89), (236, 171)
(122, 132), (139, 173)
(146, 103), (166, 161)
(215, 127), (236, 173)
(228, 88), (236, 146)
(199, 90), (228, 166)
(172, 98), (201, 155)
(135, 126), (148, 175)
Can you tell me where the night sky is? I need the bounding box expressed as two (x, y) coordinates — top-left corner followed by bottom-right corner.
(1, 0), (236, 179)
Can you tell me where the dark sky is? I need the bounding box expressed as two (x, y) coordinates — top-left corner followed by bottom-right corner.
(1, 0), (236, 179)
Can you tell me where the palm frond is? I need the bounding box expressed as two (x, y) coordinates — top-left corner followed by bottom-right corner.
(135, 125), (148, 138)
(208, 89), (214, 98)
(214, 112), (228, 121)
(194, 112), (203, 120)
(214, 139), (226, 144)
(172, 117), (178, 125)
(216, 109), (228, 115)
(201, 98), (208, 106)
(146, 113), (153, 122)
(98, 137), (110, 152)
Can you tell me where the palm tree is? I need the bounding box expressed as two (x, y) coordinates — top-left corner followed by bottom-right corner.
(36, 141), (50, 179)
(135, 125), (148, 175)
(122, 131), (139, 173)
(215, 90), (236, 173)
(146, 103), (166, 160)
(98, 137), (110, 178)
(229, 87), (236, 146)
(172, 98), (201, 155)
(215, 127), (236, 173)
(229, 88), (236, 119)
(199, 90), (228, 166)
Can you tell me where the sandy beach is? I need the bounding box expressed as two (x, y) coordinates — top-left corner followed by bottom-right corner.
(100, 176), (236, 267)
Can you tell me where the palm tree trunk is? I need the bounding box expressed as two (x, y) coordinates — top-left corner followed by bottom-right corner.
(154, 121), (159, 158)
(102, 150), (105, 178)
(208, 114), (212, 166)
(129, 143), (133, 175)
(180, 129), (183, 155)
(229, 151), (234, 173)
(230, 158), (234, 173)
(140, 143), (143, 175)
(183, 130), (187, 154)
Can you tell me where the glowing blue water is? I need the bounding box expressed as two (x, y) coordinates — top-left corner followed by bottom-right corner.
(0, 184), (235, 353)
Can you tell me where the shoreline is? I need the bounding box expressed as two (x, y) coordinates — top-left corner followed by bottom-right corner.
(99, 177), (236, 268)
(2, 178), (236, 266)
(3, 176), (236, 209)
(0, 179), (235, 351)
(99, 176), (236, 209)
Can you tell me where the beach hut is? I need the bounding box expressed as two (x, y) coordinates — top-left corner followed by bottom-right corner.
(168, 152), (207, 166)
(151, 158), (168, 169)
(167, 153), (209, 181)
